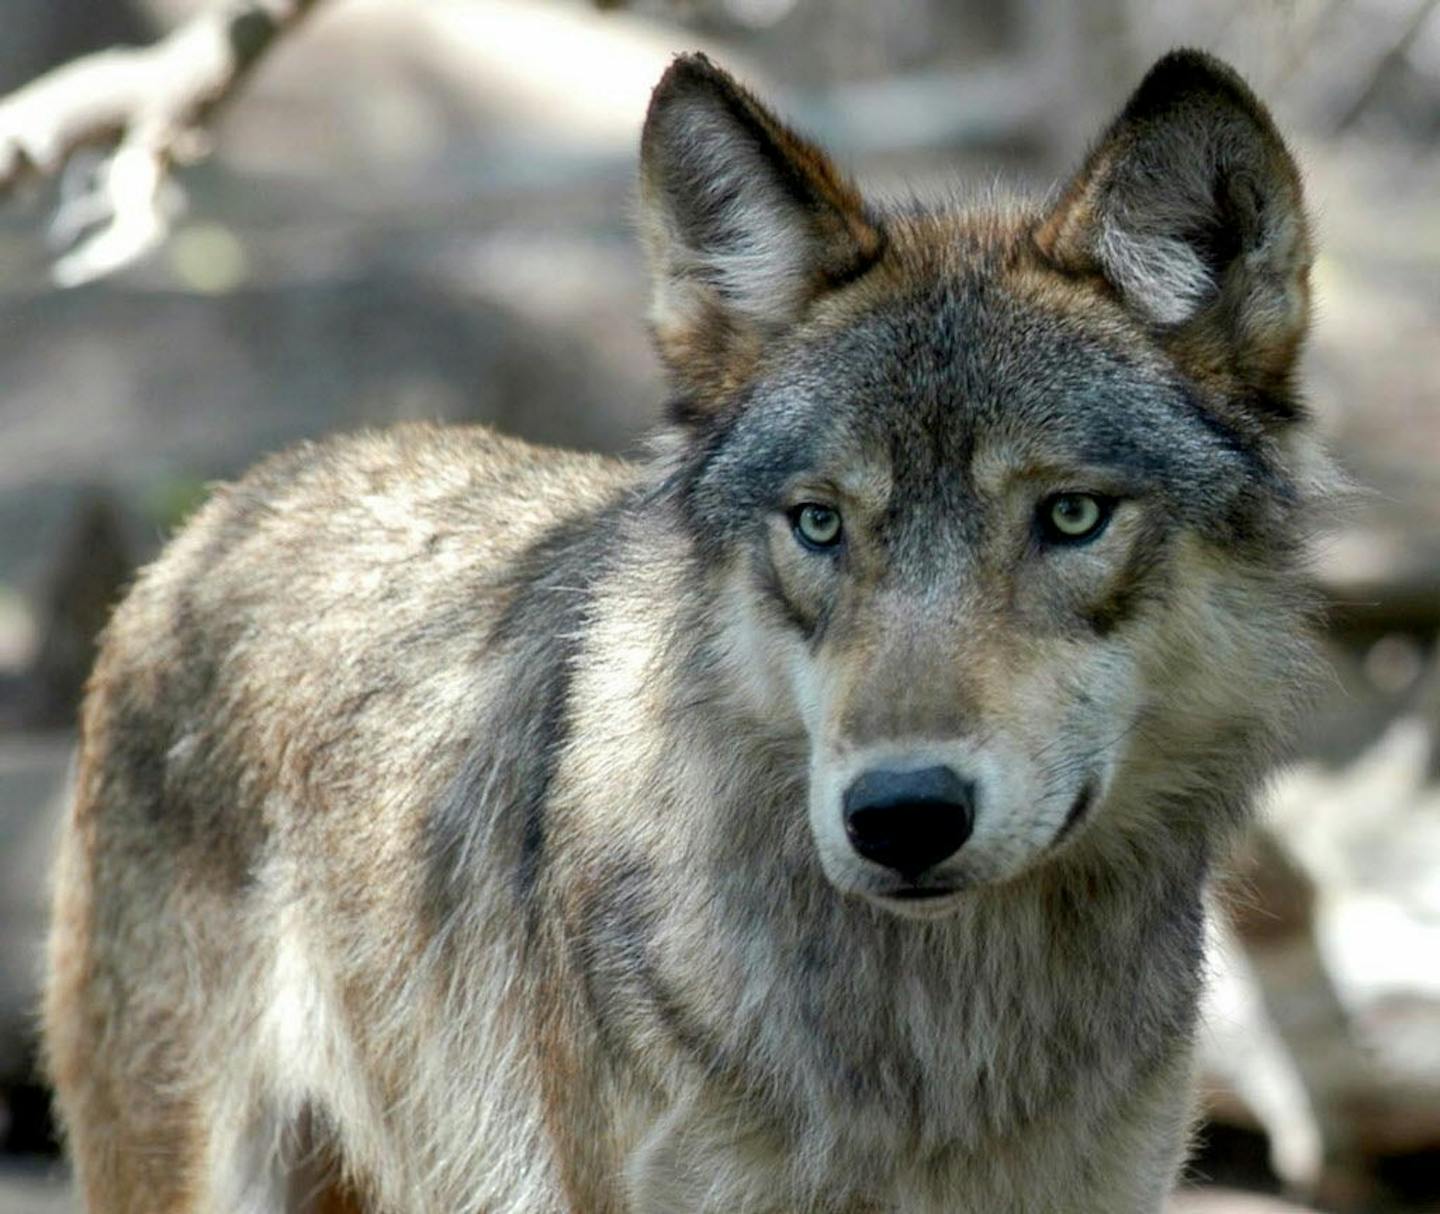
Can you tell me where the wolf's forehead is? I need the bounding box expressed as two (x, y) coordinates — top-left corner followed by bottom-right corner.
(793, 283), (1190, 476)
(698, 267), (1266, 536)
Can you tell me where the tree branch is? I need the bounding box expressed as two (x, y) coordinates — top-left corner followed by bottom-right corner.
(0, 0), (324, 286)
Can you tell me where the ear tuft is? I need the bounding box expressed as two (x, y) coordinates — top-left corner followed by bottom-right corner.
(640, 54), (883, 410)
(1035, 50), (1312, 409)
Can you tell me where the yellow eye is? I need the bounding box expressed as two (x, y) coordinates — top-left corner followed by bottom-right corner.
(793, 503), (843, 550)
(1042, 493), (1110, 543)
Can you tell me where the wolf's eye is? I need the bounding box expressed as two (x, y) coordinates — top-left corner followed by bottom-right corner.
(1040, 493), (1112, 544)
(792, 503), (843, 550)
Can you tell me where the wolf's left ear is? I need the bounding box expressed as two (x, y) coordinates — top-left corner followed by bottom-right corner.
(640, 54), (884, 416)
(1035, 51), (1312, 419)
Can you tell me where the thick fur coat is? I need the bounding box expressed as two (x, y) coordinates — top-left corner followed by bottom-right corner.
(45, 50), (1331, 1213)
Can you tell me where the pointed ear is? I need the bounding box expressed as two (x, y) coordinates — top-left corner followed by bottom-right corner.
(640, 54), (884, 417)
(1034, 50), (1313, 420)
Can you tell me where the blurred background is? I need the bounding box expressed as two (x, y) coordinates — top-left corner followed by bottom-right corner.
(0, 1), (1437, 1211)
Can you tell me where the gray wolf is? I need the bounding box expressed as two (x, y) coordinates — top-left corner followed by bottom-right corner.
(44, 48), (1329, 1213)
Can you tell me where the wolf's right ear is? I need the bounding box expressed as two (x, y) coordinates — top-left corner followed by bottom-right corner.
(1035, 51), (1312, 420)
(640, 55), (884, 419)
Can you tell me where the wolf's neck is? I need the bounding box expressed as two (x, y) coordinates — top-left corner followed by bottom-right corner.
(562, 575), (1212, 1162)
(617, 742), (1210, 1163)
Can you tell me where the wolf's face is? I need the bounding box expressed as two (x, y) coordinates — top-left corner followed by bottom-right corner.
(640, 54), (1320, 914)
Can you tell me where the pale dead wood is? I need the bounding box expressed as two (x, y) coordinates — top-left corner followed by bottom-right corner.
(1168, 1192), (1320, 1214)
(0, 0), (325, 285)
(1221, 830), (1377, 1208)
(1208, 676), (1440, 1202)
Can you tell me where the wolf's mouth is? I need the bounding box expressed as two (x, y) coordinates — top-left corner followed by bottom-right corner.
(884, 886), (958, 901)
(1053, 779), (1098, 846)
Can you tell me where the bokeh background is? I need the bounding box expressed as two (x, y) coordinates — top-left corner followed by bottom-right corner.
(0, 2), (1437, 1211)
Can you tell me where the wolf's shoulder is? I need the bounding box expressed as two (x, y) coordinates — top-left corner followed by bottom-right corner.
(225, 421), (633, 520)
(168, 422), (631, 570)
(106, 423), (637, 669)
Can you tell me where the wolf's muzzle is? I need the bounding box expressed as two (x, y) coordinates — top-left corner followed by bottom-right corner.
(842, 765), (975, 880)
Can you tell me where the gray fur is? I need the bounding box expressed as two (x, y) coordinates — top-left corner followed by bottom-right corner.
(44, 50), (1330, 1214)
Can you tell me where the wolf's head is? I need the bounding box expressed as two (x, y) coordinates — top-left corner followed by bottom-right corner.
(639, 52), (1327, 917)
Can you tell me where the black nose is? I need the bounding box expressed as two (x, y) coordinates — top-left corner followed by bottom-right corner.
(842, 765), (975, 880)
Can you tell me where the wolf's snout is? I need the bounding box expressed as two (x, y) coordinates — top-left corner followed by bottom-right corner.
(841, 766), (975, 879)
